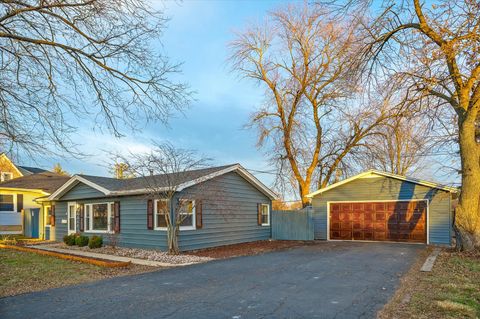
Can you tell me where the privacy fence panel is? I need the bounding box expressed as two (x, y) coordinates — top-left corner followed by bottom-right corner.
(272, 210), (314, 240)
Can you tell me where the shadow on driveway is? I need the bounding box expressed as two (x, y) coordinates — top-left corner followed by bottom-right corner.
(0, 241), (424, 319)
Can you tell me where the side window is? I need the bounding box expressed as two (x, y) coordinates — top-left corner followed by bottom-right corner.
(261, 204), (270, 226)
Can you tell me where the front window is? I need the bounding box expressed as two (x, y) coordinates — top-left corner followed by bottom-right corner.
(179, 199), (195, 229)
(0, 194), (14, 211)
(154, 199), (169, 229)
(45, 206), (52, 226)
(261, 204), (270, 226)
(1, 172), (13, 182)
(85, 202), (113, 232)
(68, 203), (76, 232)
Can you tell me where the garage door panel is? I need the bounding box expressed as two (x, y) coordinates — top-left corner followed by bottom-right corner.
(353, 231), (364, 240)
(329, 201), (427, 243)
(331, 221), (341, 230)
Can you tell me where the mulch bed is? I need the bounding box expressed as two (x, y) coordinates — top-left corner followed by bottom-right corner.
(187, 240), (315, 259)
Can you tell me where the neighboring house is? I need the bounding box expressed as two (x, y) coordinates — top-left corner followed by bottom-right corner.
(47, 164), (276, 251)
(306, 170), (458, 245)
(0, 172), (70, 237)
(0, 153), (47, 181)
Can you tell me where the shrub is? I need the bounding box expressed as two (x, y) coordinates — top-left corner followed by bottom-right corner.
(75, 235), (89, 247)
(63, 234), (76, 246)
(88, 235), (103, 249)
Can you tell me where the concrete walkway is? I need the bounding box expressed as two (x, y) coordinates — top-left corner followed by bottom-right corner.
(28, 245), (197, 267)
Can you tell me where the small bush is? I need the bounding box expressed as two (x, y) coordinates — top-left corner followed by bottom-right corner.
(75, 235), (89, 247)
(63, 234), (76, 246)
(88, 235), (103, 249)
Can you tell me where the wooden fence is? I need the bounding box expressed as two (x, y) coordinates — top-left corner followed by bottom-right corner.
(271, 210), (314, 240)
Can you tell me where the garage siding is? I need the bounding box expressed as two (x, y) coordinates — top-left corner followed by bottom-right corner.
(54, 172), (272, 251)
(311, 176), (452, 245)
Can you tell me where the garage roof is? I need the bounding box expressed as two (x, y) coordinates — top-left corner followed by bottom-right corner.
(306, 169), (459, 198)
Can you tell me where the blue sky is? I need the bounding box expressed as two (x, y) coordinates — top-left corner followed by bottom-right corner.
(20, 0), (459, 190)
(25, 0), (282, 185)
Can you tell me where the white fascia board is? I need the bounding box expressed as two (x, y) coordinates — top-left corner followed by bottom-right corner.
(306, 170), (458, 198)
(47, 175), (111, 200)
(109, 164), (277, 200)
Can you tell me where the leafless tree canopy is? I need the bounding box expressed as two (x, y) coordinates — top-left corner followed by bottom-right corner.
(346, 0), (480, 249)
(229, 3), (401, 205)
(0, 1), (191, 157)
(112, 142), (214, 254)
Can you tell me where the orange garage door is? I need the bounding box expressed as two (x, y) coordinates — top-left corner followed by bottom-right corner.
(329, 201), (427, 243)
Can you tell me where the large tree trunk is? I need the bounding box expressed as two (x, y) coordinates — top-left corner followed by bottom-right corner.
(299, 182), (311, 208)
(455, 112), (480, 250)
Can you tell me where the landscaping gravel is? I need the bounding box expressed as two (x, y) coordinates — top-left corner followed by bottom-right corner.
(50, 243), (213, 264)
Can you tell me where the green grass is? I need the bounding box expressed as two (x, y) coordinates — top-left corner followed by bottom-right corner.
(380, 250), (480, 319)
(0, 249), (105, 297)
(0, 249), (157, 297)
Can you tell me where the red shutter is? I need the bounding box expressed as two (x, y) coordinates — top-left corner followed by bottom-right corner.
(257, 203), (262, 225)
(17, 194), (23, 212)
(147, 199), (154, 230)
(50, 204), (56, 226)
(196, 200), (203, 229)
(79, 204), (84, 232)
(114, 201), (120, 233)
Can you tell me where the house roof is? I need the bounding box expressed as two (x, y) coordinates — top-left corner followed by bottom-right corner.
(306, 169), (459, 198)
(17, 166), (48, 175)
(48, 164), (277, 200)
(0, 153), (48, 176)
(0, 171), (71, 194)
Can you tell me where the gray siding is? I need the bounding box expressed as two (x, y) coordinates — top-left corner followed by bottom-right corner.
(55, 172), (272, 251)
(311, 176), (452, 245)
(60, 183), (105, 200)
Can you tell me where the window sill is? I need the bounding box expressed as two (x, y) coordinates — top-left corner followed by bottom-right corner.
(84, 230), (112, 234)
(154, 226), (196, 231)
(261, 223), (270, 227)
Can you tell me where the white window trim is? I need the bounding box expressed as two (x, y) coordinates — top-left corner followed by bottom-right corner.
(84, 202), (114, 233)
(0, 193), (16, 213)
(44, 205), (52, 228)
(153, 199), (196, 231)
(1, 172), (13, 182)
(67, 202), (77, 234)
(178, 199), (196, 231)
(261, 204), (270, 226)
(154, 199), (170, 231)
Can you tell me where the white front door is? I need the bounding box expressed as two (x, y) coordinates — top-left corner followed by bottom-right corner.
(67, 202), (76, 234)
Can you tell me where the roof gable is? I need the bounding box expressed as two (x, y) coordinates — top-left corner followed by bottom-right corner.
(306, 170), (458, 198)
(49, 164), (276, 200)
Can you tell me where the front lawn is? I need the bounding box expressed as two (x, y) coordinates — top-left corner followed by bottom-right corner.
(0, 249), (158, 298)
(379, 249), (480, 319)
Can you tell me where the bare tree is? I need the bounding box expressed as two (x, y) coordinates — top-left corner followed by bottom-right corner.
(230, 4), (399, 206)
(355, 114), (432, 176)
(115, 142), (220, 255)
(0, 1), (191, 157)
(353, 0), (480, 250)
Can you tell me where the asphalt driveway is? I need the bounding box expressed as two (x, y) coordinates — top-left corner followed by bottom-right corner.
(0, 242), (423, 319)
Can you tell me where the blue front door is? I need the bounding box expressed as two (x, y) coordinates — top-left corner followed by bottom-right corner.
(31, 208), (40, 238)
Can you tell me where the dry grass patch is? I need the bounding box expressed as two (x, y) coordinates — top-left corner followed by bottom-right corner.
(0, 249), (160, 298)
(378, 248), (480, 319)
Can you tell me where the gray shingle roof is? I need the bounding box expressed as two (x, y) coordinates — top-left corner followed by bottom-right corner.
(18, 166), (49, 175)
(0, 172), (70, 194)
(78, 164), (237, 192)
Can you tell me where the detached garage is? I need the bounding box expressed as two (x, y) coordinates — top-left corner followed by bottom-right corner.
(306, 170), (457, 245)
